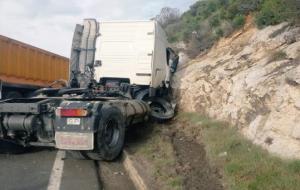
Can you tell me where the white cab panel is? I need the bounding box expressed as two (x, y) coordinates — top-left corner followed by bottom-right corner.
(94, 21), (168, 88)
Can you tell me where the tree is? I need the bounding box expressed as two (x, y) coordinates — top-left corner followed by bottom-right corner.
(155, 7), (181, 28)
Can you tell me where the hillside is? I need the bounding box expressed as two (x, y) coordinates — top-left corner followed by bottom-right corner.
(162, 0), (300, 58)
(173, 17), (300, 158)
(127, 18), (300, 188)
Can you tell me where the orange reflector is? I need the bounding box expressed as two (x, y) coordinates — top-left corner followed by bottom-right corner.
(56, 108), (88, 117)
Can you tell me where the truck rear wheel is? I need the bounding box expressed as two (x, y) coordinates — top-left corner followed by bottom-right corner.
(85, 106), (125, 161)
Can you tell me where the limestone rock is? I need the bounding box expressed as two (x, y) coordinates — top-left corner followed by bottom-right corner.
(173, 22), (300, 159)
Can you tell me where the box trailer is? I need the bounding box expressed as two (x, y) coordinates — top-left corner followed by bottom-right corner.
(0, 35), (69, 99)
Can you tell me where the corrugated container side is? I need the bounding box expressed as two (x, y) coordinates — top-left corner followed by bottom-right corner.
(0, 35), (69, 87)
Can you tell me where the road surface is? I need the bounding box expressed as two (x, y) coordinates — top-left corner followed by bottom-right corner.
(0, 141), (135, 190)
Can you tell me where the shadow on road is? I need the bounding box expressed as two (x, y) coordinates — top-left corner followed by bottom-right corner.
(0, 140), (55, 155)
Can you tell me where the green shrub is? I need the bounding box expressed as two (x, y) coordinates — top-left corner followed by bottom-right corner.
(255, 0), (289, 28)
(209, 14), (220, 27)
(288, 160), (300, 173)
(159, 0), (298, 58)
(233, 14), (246, 28)
(165, 22), (182, 42)
(215, 28), (224, 37)
(207, 1), (218, 13)
(220, 20), (234, 37)
(226, 3), (239, 19)
(236, 0), (262, 14)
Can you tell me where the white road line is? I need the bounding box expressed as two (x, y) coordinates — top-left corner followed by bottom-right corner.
(47, 150), (66, 190)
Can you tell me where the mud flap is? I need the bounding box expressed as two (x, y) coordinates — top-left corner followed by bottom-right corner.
(55, 132), (94, 150)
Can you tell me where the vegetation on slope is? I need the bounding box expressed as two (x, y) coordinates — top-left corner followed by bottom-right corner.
(181, 113), (300, 190)
(156, 0), (300, 57)
(128, 113), (300, 189)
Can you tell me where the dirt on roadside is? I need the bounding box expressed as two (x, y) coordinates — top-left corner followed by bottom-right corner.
(171, 130), (223, 190)
(125, 118), (224, 190)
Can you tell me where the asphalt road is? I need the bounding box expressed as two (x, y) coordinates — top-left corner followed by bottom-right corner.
(0, 141), (135, 190)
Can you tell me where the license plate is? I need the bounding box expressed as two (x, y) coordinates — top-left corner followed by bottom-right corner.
(55, 132), (94, 150)
(67, 118), (81, 125)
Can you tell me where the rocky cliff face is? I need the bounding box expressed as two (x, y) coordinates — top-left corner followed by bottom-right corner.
(173, 21), (300, 159)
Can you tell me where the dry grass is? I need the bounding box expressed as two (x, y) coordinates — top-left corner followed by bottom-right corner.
(128, 125), (183, 190)
(267, 50), (288, 63)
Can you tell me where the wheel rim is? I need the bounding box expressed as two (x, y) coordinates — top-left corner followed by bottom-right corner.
(104, 119), (120, 148)
(148, 98), (175, 120)
(150, 102), (167, 115)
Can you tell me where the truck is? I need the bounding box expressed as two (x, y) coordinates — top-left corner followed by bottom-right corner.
(0, 35), (69, 99)
(0, 19), (179, 161)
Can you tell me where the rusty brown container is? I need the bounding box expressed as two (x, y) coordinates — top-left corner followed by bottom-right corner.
(0, 35), (69, 87)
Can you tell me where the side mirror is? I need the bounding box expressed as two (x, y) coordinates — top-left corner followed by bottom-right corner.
(170, 57), (179, 73)
(166, 47), (179, 73)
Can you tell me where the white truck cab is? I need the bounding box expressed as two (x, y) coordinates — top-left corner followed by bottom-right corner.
(94, 20), (169, 89)
(70, 19), (178, 98)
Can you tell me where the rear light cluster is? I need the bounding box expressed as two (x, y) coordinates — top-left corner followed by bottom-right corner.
(56, 108), (88, 117)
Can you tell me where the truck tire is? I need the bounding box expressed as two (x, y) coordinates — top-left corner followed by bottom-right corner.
(135, 89), (149, 101)
(135, 89), (175, 122)
(85, 106), (125, 161)
(149, 98), (174, 122)
(3, 91), (22, 99)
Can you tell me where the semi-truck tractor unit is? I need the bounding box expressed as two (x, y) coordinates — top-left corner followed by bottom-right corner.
(0, 19), (179, 160)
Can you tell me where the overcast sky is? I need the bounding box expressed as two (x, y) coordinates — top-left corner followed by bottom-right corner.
(0, 0), (196, 57)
